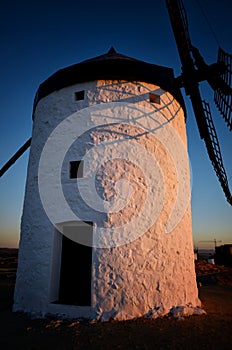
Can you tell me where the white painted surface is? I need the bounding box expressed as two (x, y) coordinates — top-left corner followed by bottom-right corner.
(13, 80), (201, 320)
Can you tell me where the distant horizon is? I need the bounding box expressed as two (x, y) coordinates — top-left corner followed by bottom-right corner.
(1, 242), (232, 251)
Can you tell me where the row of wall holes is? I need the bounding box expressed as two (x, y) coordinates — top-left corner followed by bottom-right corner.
(74, 90), (161, 104)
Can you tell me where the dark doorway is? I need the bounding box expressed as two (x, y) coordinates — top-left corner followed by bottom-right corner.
(58, 224), (93, 306)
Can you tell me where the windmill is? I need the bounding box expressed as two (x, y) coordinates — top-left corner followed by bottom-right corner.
(7, 0), (223, 321)
(166, 0), (232, 205)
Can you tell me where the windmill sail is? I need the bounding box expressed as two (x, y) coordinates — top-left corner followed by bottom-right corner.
(187, 88), (232, 205)
(0, 138), (31, 177)
(166, 0), (232, 205)
(201, 100), (232, 205)
(214, 47), (232, 130)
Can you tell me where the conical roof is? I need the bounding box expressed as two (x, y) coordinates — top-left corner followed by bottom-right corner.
(34, 48), (185, 114)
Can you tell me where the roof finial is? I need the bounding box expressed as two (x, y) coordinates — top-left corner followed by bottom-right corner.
(108, 46), (117, 55)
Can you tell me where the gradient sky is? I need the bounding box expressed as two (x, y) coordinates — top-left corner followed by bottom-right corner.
(0, 0), (231, 249)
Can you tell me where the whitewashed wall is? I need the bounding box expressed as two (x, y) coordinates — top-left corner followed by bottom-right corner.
(13, 80), (201, 320)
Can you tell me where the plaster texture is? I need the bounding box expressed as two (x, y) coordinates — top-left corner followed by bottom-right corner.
(13, 80), (201, 320)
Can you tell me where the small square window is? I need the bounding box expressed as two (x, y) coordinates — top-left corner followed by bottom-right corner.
(149, 93), (160, 104)
(70, 160), (84, 178)
(75, 90), (85, 101)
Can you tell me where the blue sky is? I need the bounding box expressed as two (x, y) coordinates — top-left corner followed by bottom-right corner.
(0, 0), (231, 249)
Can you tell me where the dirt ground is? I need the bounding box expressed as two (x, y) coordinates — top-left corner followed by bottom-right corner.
(0, 249), (232, 350)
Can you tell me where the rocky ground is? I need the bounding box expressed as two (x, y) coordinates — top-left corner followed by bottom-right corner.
(0, 248), (232, 349)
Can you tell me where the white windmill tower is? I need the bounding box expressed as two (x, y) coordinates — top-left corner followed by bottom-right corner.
(12, 46), (201, 320)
